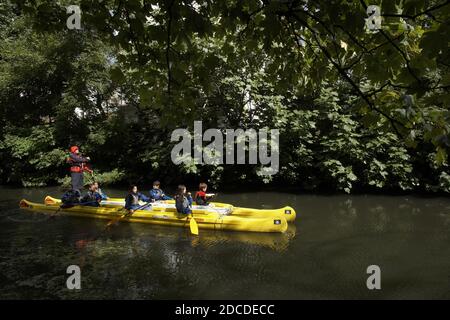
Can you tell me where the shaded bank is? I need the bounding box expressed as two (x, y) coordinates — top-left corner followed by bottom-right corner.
(1, 1), (449, 194)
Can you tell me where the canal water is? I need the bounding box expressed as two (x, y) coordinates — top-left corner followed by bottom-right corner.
(0, 186), (449, 299)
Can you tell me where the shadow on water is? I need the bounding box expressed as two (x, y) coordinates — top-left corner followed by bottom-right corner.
(0, 186), (449, 299)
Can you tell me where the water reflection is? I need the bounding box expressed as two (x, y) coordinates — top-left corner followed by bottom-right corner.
(1, 187), (449, 299)
(78, 223), (298, 254)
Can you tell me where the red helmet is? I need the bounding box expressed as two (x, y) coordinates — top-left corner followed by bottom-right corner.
(70, 146), (79, 153)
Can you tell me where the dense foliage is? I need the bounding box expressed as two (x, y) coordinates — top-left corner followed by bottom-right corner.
(0, 0), (449, 193)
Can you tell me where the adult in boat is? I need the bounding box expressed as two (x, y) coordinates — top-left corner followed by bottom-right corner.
(175, 185), (193, 214)
(149, 180), (172, 202)
(66, 145), (91, 192)
(125, 185), (150, 213)
(80, 183), (103, 207)
(194, 182), (215, 206)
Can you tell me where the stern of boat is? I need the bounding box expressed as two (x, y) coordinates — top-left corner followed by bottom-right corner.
(19, 199), (31, 208)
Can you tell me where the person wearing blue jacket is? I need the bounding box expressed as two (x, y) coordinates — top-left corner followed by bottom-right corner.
(93, 181), (109, 200)
(125, 185), (150, 213)
(80, 183), (103, 207)
(149, 180), (172, 202)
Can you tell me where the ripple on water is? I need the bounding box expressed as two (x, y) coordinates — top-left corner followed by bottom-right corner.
(1, 190), (450, 299)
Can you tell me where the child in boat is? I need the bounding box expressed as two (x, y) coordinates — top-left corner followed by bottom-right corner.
(149, 180), (172, 202)
(194, 182), (215, 206)
(174, 185), (193, 214)
(93, 181), (109, 200)
(80, 183), (103, 207)
(125, 185), (150, 213)
(61, 189), (81, 208)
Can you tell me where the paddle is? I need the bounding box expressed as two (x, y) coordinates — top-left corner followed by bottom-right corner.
(205, 193), (217, 198)
(180, 211), (199, 236)
(49, 200), (100, 219)
(185, 192), (198, 236)
(106, 202), (152, 228)
(75, 202), (152, 249)
(189, 214), (199, 235)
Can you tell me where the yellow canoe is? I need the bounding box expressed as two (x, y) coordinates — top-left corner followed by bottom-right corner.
(44, 196), (297, 222)
(20, 199), (288, 233)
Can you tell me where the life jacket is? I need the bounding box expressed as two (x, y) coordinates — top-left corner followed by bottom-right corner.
(67, 153), (83, 173)
(81, 191), (101, 204)
(61, 190), (81, 205)
(129, 193), (140, 206)
(175, 194), (190, 213)
(195, 191), (208, 205)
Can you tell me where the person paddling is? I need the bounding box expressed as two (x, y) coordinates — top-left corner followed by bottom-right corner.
(194, 182), (215, 206)
(125, 185), (150, 214)
(80, 183), (103, 207)
(66, 146), (91, 192)
(174, 185), (193, 214)
(149, 180), (172, 202)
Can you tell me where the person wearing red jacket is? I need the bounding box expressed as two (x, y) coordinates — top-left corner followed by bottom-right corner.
(194, 182), (215, 206)
(66, 146), (91, 192)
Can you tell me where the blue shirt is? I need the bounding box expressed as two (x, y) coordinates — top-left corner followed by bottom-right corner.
(149, 188), (172, 201)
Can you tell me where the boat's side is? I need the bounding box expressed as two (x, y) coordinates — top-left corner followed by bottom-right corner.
(45, 196), (232, 211)
(20, 199), (288, 233)
(231, 206), (296, 222)
(44, 196), (297, 222)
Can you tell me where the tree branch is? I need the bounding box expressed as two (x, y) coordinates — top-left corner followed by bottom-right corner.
(379, 1), (450, 20)
(124, 9), (144, 65)
(166, 0), (175, 104)
(288, 12), (405, 136)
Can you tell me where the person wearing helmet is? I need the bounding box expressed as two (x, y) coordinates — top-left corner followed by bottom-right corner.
(66, 146), (91, 192)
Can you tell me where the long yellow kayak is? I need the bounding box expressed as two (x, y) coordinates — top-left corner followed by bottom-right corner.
(44, 196), (297, 222)
(20, 199), (288, 233)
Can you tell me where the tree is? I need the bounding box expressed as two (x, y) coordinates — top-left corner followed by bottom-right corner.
(1, 0), (448, 192)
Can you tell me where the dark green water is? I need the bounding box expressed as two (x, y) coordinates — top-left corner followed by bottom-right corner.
(0, 186), (449, 299)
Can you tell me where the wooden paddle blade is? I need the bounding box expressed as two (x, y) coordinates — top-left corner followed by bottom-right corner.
(106, 214), (124, 228)
(189, 216), (199, 235)
(106, 220), (116, 228)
